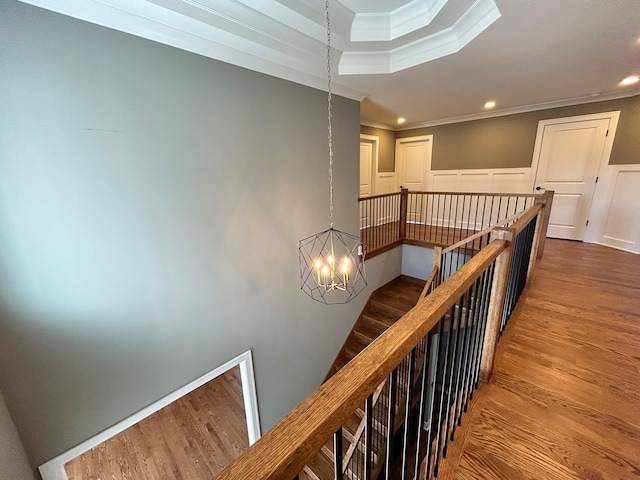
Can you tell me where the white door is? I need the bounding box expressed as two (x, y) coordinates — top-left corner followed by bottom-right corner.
(533, 118), (610, 240)
(396, 135), (432, 223)
(359, 141), (373, 197)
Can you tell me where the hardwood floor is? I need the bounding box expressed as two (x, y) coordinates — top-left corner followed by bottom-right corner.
(438, 239), (640, 479)
(361, 221), (482, 253)
(64, 365), (249, 480)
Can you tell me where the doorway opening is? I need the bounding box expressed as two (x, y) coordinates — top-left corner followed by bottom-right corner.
(39, 351), (260, 480)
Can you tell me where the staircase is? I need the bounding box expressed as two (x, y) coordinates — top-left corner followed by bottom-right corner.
(301, 276), (426, 480)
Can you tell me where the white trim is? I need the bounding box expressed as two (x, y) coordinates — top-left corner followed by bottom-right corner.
(360, 134), (379, 195)
(340, 0), (500, 75)
(350, 0), (448, 42)
(38, 350), (261, 480)
(18, 0), (366, 101)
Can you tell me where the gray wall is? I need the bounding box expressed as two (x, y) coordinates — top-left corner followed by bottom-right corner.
(373, 94), (640, 171)
(0, 2), (402, 469)
(0, 391), (34, 480)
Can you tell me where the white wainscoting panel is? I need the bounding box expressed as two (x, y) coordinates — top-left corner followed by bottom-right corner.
(591, 168), (640, 253)
(432, 172), (458, 191)
(376, 172), (396, 194)
(431, 167), (533, 193)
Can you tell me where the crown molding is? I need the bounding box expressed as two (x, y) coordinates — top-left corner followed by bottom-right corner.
(340, 0), (500, 74)
(19, 0), (367, 101)
(396, 89), (640, 130)
(350, 0), (448, 42)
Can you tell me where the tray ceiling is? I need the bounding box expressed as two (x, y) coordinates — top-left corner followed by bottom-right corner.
(18, 0), (640, 128)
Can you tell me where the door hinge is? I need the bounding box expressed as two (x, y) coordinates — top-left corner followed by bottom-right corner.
(586, 220), (589, 226)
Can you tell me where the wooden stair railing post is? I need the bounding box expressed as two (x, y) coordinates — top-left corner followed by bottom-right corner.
(535, 190), (554, 259)
(433, 246), (443, 272)
(399, 187), (409, 241)
(479, 228), (514, 383)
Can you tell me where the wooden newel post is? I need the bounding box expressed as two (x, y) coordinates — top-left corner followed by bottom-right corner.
(399, 187), (409, 241)
(432, 246), (443, 288)
(535, 190), (554, 259)
(479, 228), (514, 384)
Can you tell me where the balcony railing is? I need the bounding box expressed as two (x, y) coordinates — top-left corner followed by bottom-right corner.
(217, 190), (552, 480)
(359, 189), (552, 258)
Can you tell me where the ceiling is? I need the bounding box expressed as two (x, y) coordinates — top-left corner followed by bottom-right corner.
(21, 0), (640, 129)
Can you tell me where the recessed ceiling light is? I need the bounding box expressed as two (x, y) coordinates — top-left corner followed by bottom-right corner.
(620, 75), (639, 86)
(397, 117), (406, 124)
(484, 101), (496, 109)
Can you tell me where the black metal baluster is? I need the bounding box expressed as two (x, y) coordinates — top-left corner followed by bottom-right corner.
(433, 308), (451, 476)
(413, 332), (433, 480)
(452, 281), (476, 435)
(334, 427), (343, 480)
(442, 293), (465, 458)
(465, 270), (486, 406)
(401, 349), (416, 480)
(364, 395), (373, 480)
(423, 328), (439, 480)
(472, 262), (495, 390)
(385, 369), (397, 479)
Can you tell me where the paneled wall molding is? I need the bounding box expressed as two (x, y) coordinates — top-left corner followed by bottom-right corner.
(430, 166), (534, 194)
(586, 164), (640, 254)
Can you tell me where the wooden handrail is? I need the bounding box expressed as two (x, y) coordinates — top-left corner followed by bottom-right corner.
(508, 203), (543, 235)
(403, 191), (541, 198)
(358, 191), (402, 201)
(216, 240), (508, 480)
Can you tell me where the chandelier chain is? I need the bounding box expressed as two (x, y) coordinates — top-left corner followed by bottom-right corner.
(326, 0), (334, 228)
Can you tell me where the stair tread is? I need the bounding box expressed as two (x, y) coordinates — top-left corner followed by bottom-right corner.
(370, 293), (418, 315)
(362, 307), (402, 327)
(305, 448), (336, 480)
(354, 321), (387, 343)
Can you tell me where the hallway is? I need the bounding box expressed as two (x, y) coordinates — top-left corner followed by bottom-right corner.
(438, 239), (640, 479)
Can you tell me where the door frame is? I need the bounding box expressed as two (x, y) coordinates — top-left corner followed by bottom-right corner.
(530, 111), (620, 240)
(360, 134), (379, 196)
(39, 350), (261, 480)
(530, 111), (620, 188)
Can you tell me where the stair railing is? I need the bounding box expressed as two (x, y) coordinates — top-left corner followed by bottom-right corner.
(436, 204), (544, 282)
(216, 240), (511, 480)
(217, 197), (551, 480)
(359, 190), (554, 259)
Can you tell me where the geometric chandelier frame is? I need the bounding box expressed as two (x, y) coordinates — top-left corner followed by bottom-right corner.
(299, 227), (366, 304)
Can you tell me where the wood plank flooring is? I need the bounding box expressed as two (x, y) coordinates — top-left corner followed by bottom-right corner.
(64, 365), (249, 480)
(437, 239), (640, 479)
(361, 221), (481, 254)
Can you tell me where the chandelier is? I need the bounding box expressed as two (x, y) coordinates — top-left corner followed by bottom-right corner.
(298, 0), (366, 305)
